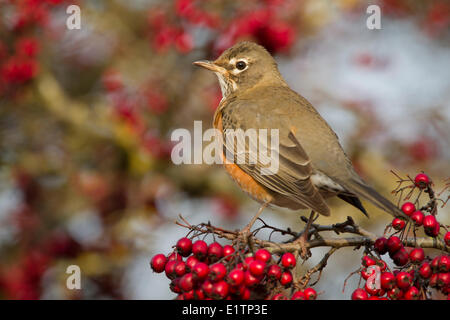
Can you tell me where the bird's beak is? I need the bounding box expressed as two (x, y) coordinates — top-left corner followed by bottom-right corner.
(193, 60), (226, 74)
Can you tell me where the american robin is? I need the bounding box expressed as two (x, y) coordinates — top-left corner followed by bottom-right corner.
(194, 41), (404, 254)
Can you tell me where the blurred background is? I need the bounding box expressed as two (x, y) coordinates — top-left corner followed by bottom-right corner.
(0, 0), (449, 299)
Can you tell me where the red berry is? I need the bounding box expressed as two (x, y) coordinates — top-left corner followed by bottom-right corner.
(444, 287), (450, 296)
(419, 262), (432, 279)
(303, 287), (317, 300)
(431, 256), (440, 271)
(280, 271), (293, 286)
(392, 218), (406, 230)
(271, 293), (287, 300)
(281, 252), (296, 269)
(414, 173), (431, 189)
(212, 280), (229, 300)
(185, 256), (199, 272)
(230, 285), (248, 299)
(228, 283), (241, 295)
(15, 38), (40, 58)
(249, 260), (266, 277)
(209, 263), (227, 282)
(192, 262), (209, 280)
(423, 215), (437, 229)
(150, 253), (167, 273)
(377, 259), (387, 271)
(183, 290), (195, 300)
(411, 211), (424, 226)
(387, 236), (403, 254)
(174, 30), (193, 54)
(445, 232), (450, 246)
(164, 260), (178, 279)
(1, 57), (37, 84)
(244, 256), (255, 269)
(409, 248), (425, 264)
(387, 287), (403, 300)
(174, 261), (187, 277)
(207, 242), (223, 263)
(291, 291), (306, 300)
(365, 279), (380, 296)
(192, 240), (208, 260)
(438, 273), (450, 287)
(254, 249), (271, 263)
(374, 237), (388, 255)
(266, 264), (282, 280)
(176, 237), (192, 257)
(201, 280), (214, 297)
(403, 286), (420, 300)
(431, 223), (440, 237)
(179, 273), (195, 292)
(401, 202), (416, 216)
(423, 215), (439, 237)
(223, 245), (235, 260)
(227, 268), (244, 286)
(167, 252), (183, 261)
(392, 248), (409, 266)
(362, 255), (376, 267)
(241, 287), (251, 300)
(170, 278), (182, 293)
(194, 289), (205, 300)
(396, 271), (412, 290)
(380, 272), (396, 290)
(351, 288), (368, 300)
(368, 296), (380, 300)
(244, 270), (260, 287)
(439, 255), (450, 272)
(361, 268), (374, 280)
(429, 273), (439, 288)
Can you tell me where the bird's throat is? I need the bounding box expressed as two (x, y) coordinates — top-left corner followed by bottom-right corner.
(215, 72), (236, 98)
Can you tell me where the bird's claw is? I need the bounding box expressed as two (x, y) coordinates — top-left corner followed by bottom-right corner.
(295, 234), (311, 260)
(234, 226), (252, 248)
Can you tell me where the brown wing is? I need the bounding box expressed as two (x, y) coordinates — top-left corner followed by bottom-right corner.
(220, 101), (330, 216)
(219, 85), (405, 218)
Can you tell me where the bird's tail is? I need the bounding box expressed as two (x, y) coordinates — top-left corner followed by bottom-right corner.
(338, 178), (405, 218)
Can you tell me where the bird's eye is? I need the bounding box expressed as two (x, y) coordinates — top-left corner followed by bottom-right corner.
(236, 61), (247, 70)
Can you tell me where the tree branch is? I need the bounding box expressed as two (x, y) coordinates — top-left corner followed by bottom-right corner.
(176, 217), (449, 256)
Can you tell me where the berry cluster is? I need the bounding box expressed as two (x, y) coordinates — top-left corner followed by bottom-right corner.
(100, 68), (173, 160)
(0, 0), (68, 97)
(394, 201), (441, 237)
(150, 238), (317, 300)
(147, 0), (297, 57)
(390, 173), (448, 241)
(352, 252), (450, 300)
(351, 174), (450, 300)
(390, 174), (441, 237)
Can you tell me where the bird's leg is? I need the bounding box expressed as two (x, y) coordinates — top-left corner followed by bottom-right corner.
(294, 210), (317, 259)
(241, 202), (269, 235)
(238, 202), (269, 244)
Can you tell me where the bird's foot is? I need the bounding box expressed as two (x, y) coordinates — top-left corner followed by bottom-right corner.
(234, 202), (269, 249)
(234, 225), (253, 248)
(293, 233), (311, 260)
(293, 211), (316, 260)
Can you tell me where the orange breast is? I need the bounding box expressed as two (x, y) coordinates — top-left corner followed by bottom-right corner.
(215, 112), (273, 204)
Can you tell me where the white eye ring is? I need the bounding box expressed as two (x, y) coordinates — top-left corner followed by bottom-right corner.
(230, 58), (249, 74)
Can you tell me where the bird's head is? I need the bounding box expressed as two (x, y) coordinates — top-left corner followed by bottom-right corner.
(194, 41), (285, 98)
